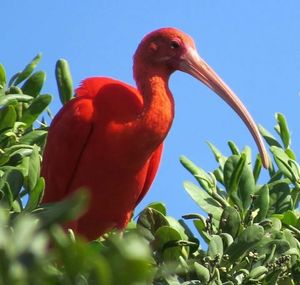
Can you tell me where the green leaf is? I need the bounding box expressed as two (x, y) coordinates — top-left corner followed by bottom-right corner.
(220, 233), (234, 249)
(208, 235), (223, 258)
(35, 189), (89, 228)
(13, 53), (42, 86)
(183, 181), (222, 220)
(0, 168), (23, 200)
(24, 145), (40, 192)
(248, 266), (268, 280)
(206, 141), (227, 168)
(20, 94), (52, 127)
(137, 207), (169, 241)
(228, 140), (240, 155)
(0, 64), (6, 95)
(224, 154), (245, 194)
(147, 201), (167, 216)
(19, 130), (47, 147)
(224, 154), (256, 211)
(258, 124), (282, 148)
(25, 177), (45, 211)
(154, 226), (182, 261)
(268, 183), (292, 214)
(180, 156), (213, 194)
(275, 113), (290, 149)
(0, 106), (16, 133)
(213, 168), (224, 184)
(21, 71), (46, 97)
(55, 59), (74, 105)
(253, 154), (262, 183)
(270, 146), (300, 185)
(282, 210), (298, 227)
(219, 206), (241, 238)
(226, 225), (264, 262)
(194, 262), (210, 284)
(193, 217), (211, 243)
(166, 216), (188, 240)
(253, 185), (269, 222)
(0, 94), (33, 106)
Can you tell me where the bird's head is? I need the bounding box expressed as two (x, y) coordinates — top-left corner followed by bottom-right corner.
(134, 27), (269, 168)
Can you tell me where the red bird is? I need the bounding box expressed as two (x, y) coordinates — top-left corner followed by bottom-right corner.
(42, 28), (269, 240)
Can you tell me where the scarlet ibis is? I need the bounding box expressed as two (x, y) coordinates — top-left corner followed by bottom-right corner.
(42, 27), (269, 240)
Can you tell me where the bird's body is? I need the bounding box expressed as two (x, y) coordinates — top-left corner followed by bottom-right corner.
(42, 76), (170, 239)
(42, 28), (269, 240)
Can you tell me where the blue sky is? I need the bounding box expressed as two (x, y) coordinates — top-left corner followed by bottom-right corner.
(2, 1), (300, 220)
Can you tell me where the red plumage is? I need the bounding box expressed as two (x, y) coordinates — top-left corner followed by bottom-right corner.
(42, 77), (164, 239)
(42, 28), (269, 240)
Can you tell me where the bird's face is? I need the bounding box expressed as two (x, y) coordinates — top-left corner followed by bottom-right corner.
(135, 28), (269, 168)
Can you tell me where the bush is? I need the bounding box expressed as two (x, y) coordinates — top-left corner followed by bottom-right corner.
(0, 55), (299, 284)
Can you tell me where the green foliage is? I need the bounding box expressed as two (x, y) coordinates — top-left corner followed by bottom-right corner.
(1, 55), (300, 284)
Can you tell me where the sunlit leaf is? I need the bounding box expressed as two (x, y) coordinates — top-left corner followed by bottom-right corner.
(183, 181), (222, 220)
(13, 53), (42, 86)
(275, 113), (290, 149)
(55, 59), (73, 105)
(20, 94), (52, 127)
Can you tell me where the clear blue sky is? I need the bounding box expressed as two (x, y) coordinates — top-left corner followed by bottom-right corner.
(2, 1), (300, 220)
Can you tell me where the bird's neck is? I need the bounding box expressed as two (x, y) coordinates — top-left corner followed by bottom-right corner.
(136, 70), (175, 149)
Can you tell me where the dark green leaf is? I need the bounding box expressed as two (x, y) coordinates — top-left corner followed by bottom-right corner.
(20, 94), (52, 127)
(14, 53), (42, 86)
(226, 225), (264, 262)
(224, 154), (256, 211)
(55, 59), (73, 105)
(224, 154), (245, 195)
(219, 206), (241, 238)
(228, 141), (239, 155)
(21, 71), (46, 97)
(0, 182), (13, 207)
(253, 154), (262, 183)
(0, 106), (16, 133)
(253, 185), (269, 222)
(4, 168), (24, 199)
(268, 183), (292, 214)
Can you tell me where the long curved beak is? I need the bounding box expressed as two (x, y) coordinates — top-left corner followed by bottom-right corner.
(179, 47), (269, 168)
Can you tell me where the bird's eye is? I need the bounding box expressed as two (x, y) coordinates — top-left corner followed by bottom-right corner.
(170, 40), (180, 49)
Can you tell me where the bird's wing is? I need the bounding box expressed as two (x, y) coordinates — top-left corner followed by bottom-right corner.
(135, 143), (163, 206)
(42, 77), (143, 203)
(41, 96), (94, 202)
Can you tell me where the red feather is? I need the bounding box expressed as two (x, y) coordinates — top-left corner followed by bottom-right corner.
(42, 77), (164, 239)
